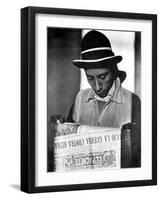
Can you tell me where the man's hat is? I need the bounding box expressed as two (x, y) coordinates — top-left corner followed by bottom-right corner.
(73, 30), (126, 82)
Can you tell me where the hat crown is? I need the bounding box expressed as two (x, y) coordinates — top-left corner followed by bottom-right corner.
(82, 30), (112, 52)
(81, 31), (114, 60)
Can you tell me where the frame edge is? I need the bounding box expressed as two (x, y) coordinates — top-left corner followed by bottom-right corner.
(20, 6), (157, 193)
(21, 7), (30, 193)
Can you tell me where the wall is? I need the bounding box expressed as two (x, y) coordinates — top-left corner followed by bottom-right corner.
(0, 0), (160, 200)
(47, 28), (81, 120)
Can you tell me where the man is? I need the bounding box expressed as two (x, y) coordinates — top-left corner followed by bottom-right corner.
(67, 30), (141, 167)
(69, 30), (141, 130)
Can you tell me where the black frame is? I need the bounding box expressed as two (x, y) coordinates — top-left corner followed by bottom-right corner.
(21, 6), (157, 193)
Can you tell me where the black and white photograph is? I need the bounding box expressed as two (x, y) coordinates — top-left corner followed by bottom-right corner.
(47, 28), (141, 173)
(21, 6), (157, 193)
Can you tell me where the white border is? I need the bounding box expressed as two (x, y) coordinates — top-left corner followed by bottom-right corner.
(35, 14), (152, 186)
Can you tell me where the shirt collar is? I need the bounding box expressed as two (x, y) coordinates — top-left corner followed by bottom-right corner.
(85, 77), (122, 104)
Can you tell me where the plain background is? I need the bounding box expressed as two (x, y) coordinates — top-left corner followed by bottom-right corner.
(0, 0), (159, 199)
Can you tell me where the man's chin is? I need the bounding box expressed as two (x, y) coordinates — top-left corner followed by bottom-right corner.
(96, 92), (108, 98)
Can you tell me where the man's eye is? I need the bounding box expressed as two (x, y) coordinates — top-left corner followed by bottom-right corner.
(99, 75), (106, 79)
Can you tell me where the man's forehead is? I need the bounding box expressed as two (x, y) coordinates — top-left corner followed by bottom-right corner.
(85, 68), (111, 76)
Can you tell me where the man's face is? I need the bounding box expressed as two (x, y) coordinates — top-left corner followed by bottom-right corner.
(85, 68), (115, 98)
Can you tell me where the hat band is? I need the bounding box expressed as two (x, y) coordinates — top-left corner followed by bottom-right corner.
(82, 49), (114, 60)
(81, 47), (112, 54)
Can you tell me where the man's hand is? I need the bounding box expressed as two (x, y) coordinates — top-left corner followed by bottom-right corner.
(49, 114), (66, 136)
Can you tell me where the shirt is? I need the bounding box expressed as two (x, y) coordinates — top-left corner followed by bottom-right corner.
(72, 78), (141, 128)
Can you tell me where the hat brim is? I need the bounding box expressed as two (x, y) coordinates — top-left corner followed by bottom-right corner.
(73, 55), (126, 83)
(73, 55), (122, 69)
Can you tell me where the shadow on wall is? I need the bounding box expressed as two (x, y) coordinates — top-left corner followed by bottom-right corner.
(47, 28), (81, 120)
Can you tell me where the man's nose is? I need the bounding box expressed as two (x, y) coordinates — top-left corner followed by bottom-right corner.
(95, 79), (102, 92)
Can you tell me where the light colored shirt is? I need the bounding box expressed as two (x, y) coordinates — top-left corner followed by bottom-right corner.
(72, 78), (140, 128)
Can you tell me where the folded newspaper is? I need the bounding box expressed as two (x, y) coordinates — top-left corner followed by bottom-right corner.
(54, 122), (121, 172)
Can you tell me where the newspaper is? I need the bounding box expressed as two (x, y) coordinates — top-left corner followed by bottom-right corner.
(54, 123), (121, 172)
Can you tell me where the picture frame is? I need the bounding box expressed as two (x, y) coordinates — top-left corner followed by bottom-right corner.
(21, 6), (157, 193)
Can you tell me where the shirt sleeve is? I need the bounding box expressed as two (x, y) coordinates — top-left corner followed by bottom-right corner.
(72, 91), (82, 123)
